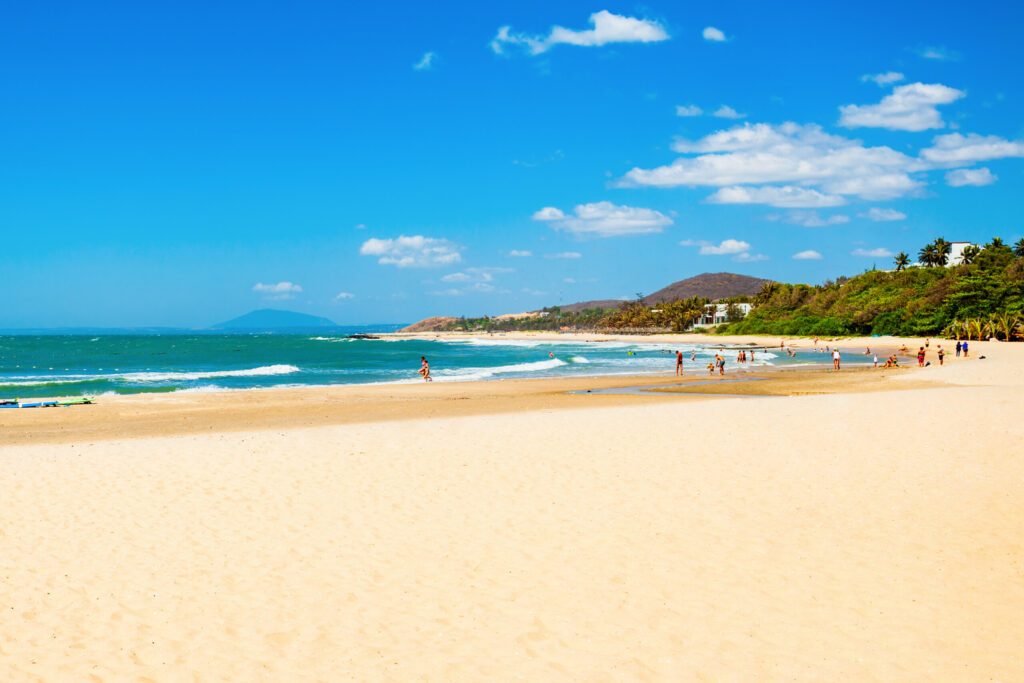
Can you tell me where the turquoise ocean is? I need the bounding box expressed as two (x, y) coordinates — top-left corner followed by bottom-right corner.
(0, 331), (869, 399)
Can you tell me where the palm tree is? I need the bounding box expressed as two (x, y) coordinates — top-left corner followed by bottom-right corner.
(987, 237), (1006, 250)
(967, 318), (984, 341)
(754, 281), (778, 305)
(919, 243), (939, 267)
(1014, 238), (1024, 258)
(960, 244), (981, 265)
(990, 312), (1020, 341)
(933, 237), (952, 266)
(894, 252), (910, 271)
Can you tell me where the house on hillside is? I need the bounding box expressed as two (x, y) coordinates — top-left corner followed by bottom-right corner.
(694, 303), (752, 327)
(947, 242), (978, 266)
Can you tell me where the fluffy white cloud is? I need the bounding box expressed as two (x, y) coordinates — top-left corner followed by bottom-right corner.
(920, 133), (1024, 165)
(253, 281), (303, 301)
(708, 185), (846, 208)
(793, 250), (823, 260)
(772, 211), (850, 227)
(713, 105), (745, 119)
(861, 71), (904, 86)
(623, 122), (923, 200)
(852, 247), (893, 258)
(675, 104), (703, 117)
(698, 239), (750, 255)
(413, 51), (436, 71)
(359, 235), (462, 268)
(946, 167), (997, 187)
(702, 26), (726, 42)
(839, 82), (965, 131)
(860, 207), (907, 221)
(681, 238), (766, 262)
(546, 251), (582, 259)
(491, 10), (668, 55)
(508, 249), (532, 257)
(335, 291), (355, 300)
(533, 201), (672, 237)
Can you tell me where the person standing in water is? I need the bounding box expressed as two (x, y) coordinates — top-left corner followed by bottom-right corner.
(832, 348), (841, 370)
(675, 350), (683, 376)
(418, 356), (432, 382)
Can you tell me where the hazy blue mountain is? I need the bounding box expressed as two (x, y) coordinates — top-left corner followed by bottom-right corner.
(213, 309), (338, 330)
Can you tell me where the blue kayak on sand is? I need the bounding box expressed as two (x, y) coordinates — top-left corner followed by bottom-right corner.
(0, 397), (93, 409)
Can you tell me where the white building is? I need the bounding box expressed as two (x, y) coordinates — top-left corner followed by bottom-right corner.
(695, 302), (752, 327)
(947, 242), (977, 266)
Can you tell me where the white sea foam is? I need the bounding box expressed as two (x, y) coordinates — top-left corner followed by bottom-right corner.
(432, 358), (567, 381)
(569, 356), (590, 363)
(1, 364), (301, 385)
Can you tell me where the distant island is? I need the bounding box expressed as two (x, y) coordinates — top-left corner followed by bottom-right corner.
(213, 308), (338, 330)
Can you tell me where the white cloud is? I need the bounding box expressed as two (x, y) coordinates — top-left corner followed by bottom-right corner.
(354, 223), (367, 230)
(702, 26), (726, 42)
(734, 252), (768, 262)
(852, 247), (894, 258)
(793, 250), (823, 260)
(546, 251), (582, 259)
(253, 281), (303, 301)
(771, 211), (850, 227)
(920, 133), (1024, 165)
(675, 104), (703, 117)
(861, 71), (905, 86)
(860, 207), (907, 222)
(359, 235), (462, 268)
(622, 122), (924, 200)
(563, 277), (576, 284)
(698, 239), (751, 255)
(440, 267), (512, 284)
(508, 249), (533, 257)
(491, 10), (668, 55)
(713, 105), (745, 119)
(708, 185), (847, 208)
(917, 46), (959, 62)
(533, 201), (672, 237)
(413, 51), (436, 71)
(839, 82), (965, 131)
(946, 167), (997, 187)
(335, 291), (355, 300)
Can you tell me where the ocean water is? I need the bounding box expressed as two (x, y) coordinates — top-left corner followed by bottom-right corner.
(0, 334), (868, 398)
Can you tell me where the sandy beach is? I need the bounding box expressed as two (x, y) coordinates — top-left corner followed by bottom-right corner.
(2, 336), (1022, 680)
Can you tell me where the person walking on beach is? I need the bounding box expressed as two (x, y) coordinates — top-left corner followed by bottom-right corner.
(962, 340), (969, 357)
(873, 353), (879, 368)
(832, 348), (841, 370)
(716, 353), (726, 376)
(418, 356), (432, 382)
(675, 350), (683, 376)
(956, 340), (962, 357)
(937, 346), (945, 366)
(917, 347), (926, 367)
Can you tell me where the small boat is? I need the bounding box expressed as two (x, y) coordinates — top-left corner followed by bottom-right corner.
(0, 397), (94, 409)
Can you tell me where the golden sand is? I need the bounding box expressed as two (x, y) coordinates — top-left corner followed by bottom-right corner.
(1, 337), (1021, 680)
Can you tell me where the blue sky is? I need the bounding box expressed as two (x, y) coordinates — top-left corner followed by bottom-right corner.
(2, 1), (1022, 327)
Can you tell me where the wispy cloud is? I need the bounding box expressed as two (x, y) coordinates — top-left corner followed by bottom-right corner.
(253, 281), (303, 301)
(861, 71), (904, 86)
(491, 10), (668, 55)
(675, 104), (703, 117)
(839, 82), (965, 131)
(508, 249), (533, 257)
(335, 291), (355, 300)
(860, 207), (907, 222)
(702, 26), (726, 42)
(413, 51), (436, 71)
(946, 167), (997, 187)
(915, 45), (960, 62)
(545, 251), (582, 260)
(532, 201), (672, 237)
(359, 235), (462, 268)
(852, 247), (894, 258)
(709, 185), (846, 208)
(713, 105), (745, 119)
(769, 211), (850, 227)
(793, 250), (823, 260)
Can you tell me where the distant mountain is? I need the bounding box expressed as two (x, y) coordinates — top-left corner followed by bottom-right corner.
(556, 273), (771, 313)
(642, 272), (771, 304)
(213, 309), (337, 330)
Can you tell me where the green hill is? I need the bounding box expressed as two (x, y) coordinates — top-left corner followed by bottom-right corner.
(213, 309), (337, 330)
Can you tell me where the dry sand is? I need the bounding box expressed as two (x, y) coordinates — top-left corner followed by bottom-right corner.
(2, 338), (1022, 680)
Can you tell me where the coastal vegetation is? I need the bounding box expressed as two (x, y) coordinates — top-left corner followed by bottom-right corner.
(426, 237), (1024, 340)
